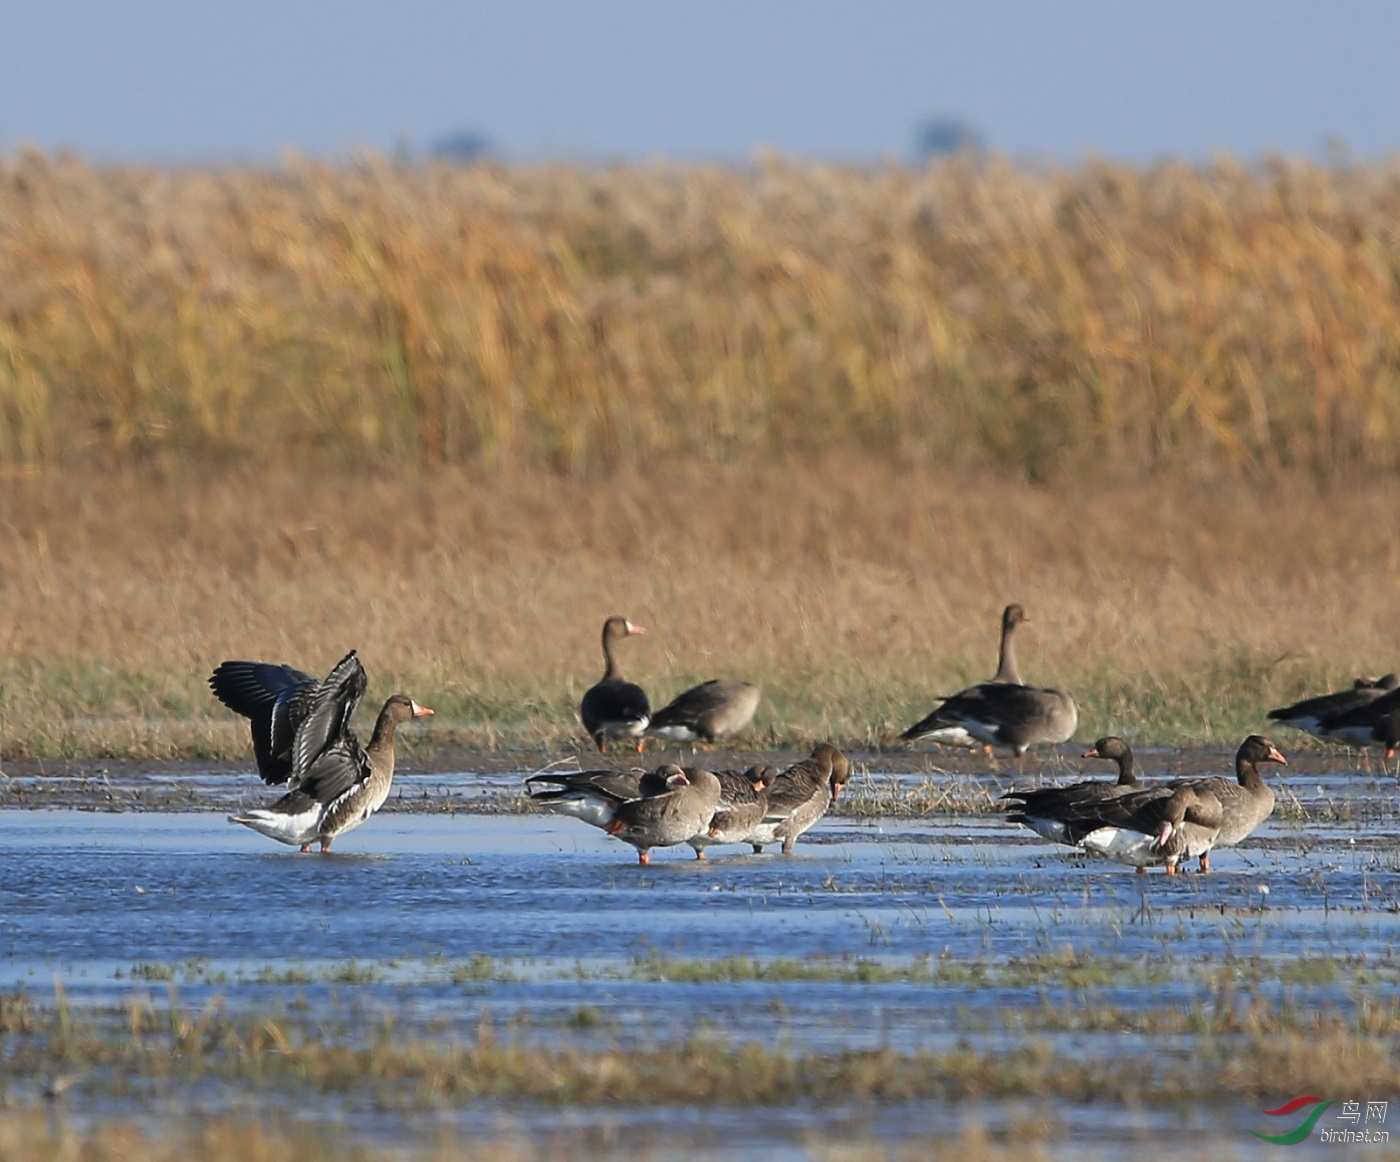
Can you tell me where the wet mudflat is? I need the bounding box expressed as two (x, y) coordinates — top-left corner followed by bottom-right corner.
(1, 750), (1398, 1159)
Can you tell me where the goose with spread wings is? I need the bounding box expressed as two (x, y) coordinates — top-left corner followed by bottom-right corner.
(210, 651), (434, 852)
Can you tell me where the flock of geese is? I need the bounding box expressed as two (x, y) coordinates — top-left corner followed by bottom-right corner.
(205, 604), (1397, 872)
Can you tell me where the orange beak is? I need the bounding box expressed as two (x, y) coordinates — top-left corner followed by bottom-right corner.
(412, 702), (435, 717)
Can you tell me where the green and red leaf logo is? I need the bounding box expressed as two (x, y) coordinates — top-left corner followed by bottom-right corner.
(1250, 1096), (1335, 1144)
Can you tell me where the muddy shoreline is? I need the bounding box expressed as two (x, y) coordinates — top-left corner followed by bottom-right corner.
(0, 741), (1387, 814)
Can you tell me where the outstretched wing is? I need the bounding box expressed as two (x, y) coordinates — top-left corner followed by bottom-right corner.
(208, 659), (321, 784)
(292, 733), (372, 808)
(291, 651), (368, 782)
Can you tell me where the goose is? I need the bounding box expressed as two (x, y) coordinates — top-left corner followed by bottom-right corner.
(1136, 739), (1282, 873)
(1005, 736), (1284, 873)
(746, 744), (850, 854)
(210, 651), (434, 852)
(524, 766), (671, 830)
(647, 679), (761, 745)
(579, 616), (650, 753)
(1165, 734), (1286, 872)
(1314, 684), (1400, 759)
(1002, 736), (1142, 845)
(604, 764), (722, 864)
(1047, 783), (1225, 875)
(903, 680), (1078, 758)
(900, 604), (1026, 750)
(686, 765), (770, 858)
(1268, 673), (1398, 739)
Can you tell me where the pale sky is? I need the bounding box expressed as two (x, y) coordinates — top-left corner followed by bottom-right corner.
(4, 1), (1399, 163)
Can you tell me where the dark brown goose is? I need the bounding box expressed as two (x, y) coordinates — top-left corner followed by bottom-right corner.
(1268, 673), (1398, 739)
(746, 744), (850, 854)
(686, 766), (770, 858)
(901, 605), (1076, 755)
(1020, 782), (1225, 874)
(1001, 735), (1142, 846)
(1315, 683), (1400, 758)
(579, 616), (650, 753)
(900, 604), (1026, 749)
(525, 766), (671, 830)
(647, 679), (761, 745)
(211, 651), (434, 852)
(903, 681), (1078, 757)
(604, 764), (722, 864)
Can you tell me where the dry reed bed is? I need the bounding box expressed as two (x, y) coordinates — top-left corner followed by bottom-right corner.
(2, 150), (1400, 477)
(0, 466), (1396, 757)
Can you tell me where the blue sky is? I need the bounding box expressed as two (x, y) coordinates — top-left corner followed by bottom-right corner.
(4, 1), (1400, 163)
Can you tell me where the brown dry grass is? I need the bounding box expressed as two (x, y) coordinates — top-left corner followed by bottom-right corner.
(2, 150), (1400, 480)
(3, 151), (1399, 758)
(0, 463), (1396, 758)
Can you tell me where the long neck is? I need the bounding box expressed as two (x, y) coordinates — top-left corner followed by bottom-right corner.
(1115, 751), (1137, 786)
(602, 630), (624, 681)
(993, 619), (1021, 684)
(1235, 756), (1263, 790)
(367, 709), (401, 764)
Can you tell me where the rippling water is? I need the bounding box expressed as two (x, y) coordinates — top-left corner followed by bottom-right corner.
(1, 756), (1396, 1159)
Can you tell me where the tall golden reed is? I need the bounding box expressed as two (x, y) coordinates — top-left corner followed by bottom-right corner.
(1, 148), (1398, 479)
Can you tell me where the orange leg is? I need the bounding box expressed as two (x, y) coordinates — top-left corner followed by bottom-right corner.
(319, 839), (333, 854)
(299, 844), (311, 854)
(1199, 853), (1211, 873)
(1165, 863), (1178, 876)
(638, 850), (650, 865)
(1135, 866), (1146, 875)
(695, 848), (707, 860)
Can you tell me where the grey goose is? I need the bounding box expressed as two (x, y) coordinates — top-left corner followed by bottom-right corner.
(1164, 734), (1286, 872)
(686, 765), (771, 858)
(211, 651), (434, 852)
(647, 678), (761, 745)
(604, 764), (722, 864)
(746, 744), (850, 855)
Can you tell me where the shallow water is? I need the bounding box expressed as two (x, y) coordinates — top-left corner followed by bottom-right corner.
(2, 759), (1398, 1158)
